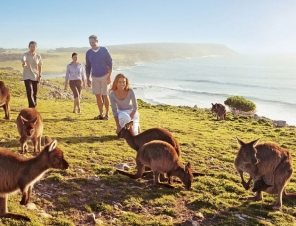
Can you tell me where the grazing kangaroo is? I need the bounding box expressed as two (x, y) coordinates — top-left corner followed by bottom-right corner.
(118, 121), (181, 157)
(235, 137), (296, 209)
(16, 108), (43, 154)
(117, 140), (193, 190)
(0, 136), (69, 222)
(0, 81), (10, 120)
(211, 103), (226, 120)
(117, 121), (182, 182)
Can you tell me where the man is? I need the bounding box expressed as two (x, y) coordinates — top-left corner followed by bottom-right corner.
(21, 41), (42, 108)
(85, 35), (113, 120)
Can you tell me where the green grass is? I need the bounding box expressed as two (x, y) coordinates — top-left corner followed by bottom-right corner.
(0, 70), (296, 225)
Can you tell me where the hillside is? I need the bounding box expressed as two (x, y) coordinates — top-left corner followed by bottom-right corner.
(0, 70), (296, 225)
(0, 43), (237, 74)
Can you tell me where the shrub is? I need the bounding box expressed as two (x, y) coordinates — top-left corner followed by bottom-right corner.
(224, 96), (256, 112)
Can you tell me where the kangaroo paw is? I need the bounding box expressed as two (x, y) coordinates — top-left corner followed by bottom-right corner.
(265, 204), (281, 210)
(239, 195), (263, 201)
(20, 198), (27, 205)
(242, 182), (250, 190)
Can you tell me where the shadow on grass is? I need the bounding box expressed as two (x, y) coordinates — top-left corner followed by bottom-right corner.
(0, 135), (118, 151)
(34, 174), (183, 215)
(43, 117), (112, 123)
(0, 139), (20, 149)
(0, 118), (16, 124)
(54, 135), (118, 144)
(183, 193), (294, 225)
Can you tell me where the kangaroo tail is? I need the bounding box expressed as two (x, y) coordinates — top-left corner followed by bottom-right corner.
(1, 213), (31, 222)
(283, 189), (296, 199)
(115, 169), (142, 179)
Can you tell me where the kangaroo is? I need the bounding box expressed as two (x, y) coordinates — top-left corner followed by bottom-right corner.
(0, 136), (69, 222)
(16, 108), (43, 154)
(116, 140), (193, 190)
(118, 121), (181, 157)
(235, 137), (296, 209)
(211, 103), (226, 120)
(117, 121), (182, 182)
(0, 81), (10, 120)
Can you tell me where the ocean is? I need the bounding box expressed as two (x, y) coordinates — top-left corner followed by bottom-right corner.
(113, 54), (296, 126)
(44, 54), (296, 126)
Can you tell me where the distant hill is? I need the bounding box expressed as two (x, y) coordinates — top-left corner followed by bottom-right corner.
(55, 42), (236, 56)
(105, 43), (237, 68)
(0, 43), (237, 73)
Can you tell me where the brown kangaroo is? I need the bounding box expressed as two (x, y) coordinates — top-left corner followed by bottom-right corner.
(118, 121), (181, 157)
(0, 81), (10, 120)
(116, 140), (193, 190)
(117, 121), (182, 182)
(16, 108), (43, 154)
(235, 137), (296, 209)
(211, 103), (226, 120)
(0, 136), (69, 222)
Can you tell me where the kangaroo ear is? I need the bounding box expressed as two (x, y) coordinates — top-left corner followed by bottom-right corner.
(186, 162), (191, 169)
(48, 140), (57, 152)
(211, 103), (214, 106)
(44, 136), (53, 145)
(32, 117), (38, 124)
(20, 115), (27, 124)
(236, 137), (245, 146)
(251, 138), (260, 147)
(184, 162), (191, 172)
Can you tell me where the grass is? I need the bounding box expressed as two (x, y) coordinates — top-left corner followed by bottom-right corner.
(0, 69), (296, 225)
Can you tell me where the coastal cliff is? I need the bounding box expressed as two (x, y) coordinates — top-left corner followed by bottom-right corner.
(0, 43), (237, 73)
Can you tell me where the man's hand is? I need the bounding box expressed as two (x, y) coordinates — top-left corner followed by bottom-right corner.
(37, 76), (41, 83)
(87, 79), (91, 87)
(106, 75), (111, 85)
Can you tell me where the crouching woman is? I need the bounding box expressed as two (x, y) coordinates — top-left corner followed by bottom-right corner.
(109, 73), (140, 135)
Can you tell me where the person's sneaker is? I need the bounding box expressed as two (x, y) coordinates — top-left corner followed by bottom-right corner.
(103, 115), (109, 120)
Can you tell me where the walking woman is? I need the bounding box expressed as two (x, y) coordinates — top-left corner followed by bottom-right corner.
(109, 73), (140, 135)
(64, 52), (86, 113)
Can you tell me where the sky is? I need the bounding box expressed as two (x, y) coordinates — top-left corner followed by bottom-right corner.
(0, 0), (295, 54)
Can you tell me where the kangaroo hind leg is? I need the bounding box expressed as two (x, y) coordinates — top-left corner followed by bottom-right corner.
(0, 196), (30, 222)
